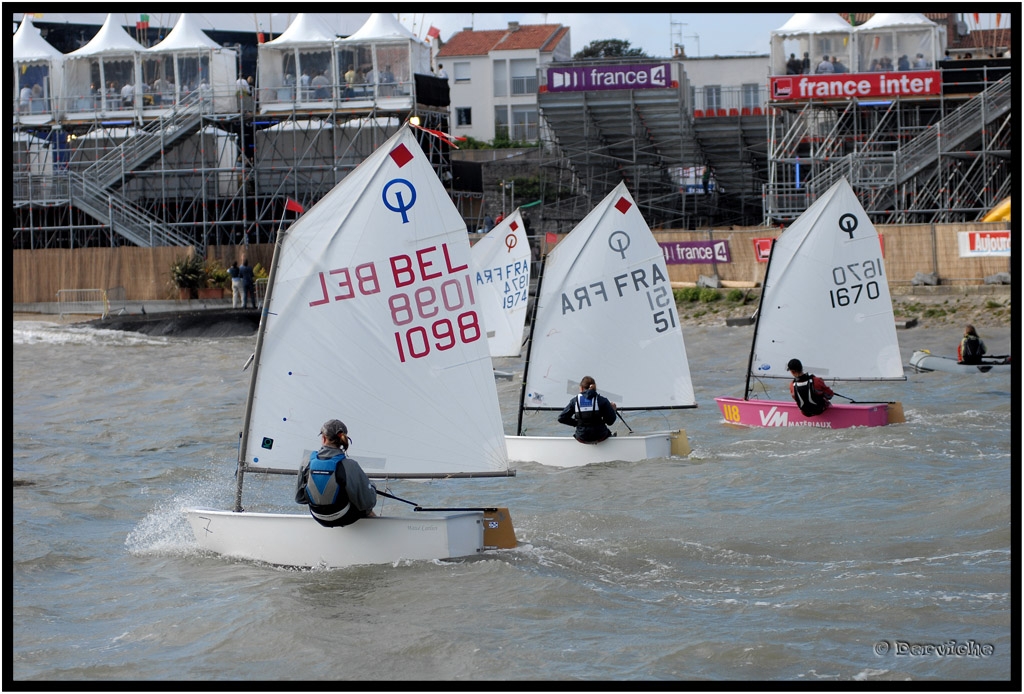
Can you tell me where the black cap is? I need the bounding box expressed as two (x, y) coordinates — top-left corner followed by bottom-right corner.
(787, 359), (803, 372)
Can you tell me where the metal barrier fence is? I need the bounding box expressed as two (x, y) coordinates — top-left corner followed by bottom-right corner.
(255, 278), (268, 307)
(56, 287), (127, 320)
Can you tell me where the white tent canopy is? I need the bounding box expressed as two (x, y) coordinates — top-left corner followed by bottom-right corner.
(63, 14), (146, 113)
(343, 12), (418, 41)
(770, 13), (854, 75)
(258, 13), (339, 105)
(772, 13), (854, 36)
(146, 13), (237, 112)
(855, 13), (942, 72)
(14, 16), (64, 118)
(149, 12), (222, 51)
(336, 13), (431, 96)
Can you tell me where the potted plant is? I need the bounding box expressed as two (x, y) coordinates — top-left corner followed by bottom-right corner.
(170, 255), (205, 300)
(198, 259), (230, 299)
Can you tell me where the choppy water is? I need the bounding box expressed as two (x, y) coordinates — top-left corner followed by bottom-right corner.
(12, 319), (1014, 683)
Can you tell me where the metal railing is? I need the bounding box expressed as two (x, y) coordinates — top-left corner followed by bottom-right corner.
(80, 89), (208, 190)
(66, 170), (194, 247)
(895, 73), (1010, 184)
(56, 287), (126, 320)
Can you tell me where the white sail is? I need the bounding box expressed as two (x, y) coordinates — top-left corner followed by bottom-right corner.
(750, 177), (904, 381)
(521, 181), (695, 411)
(246, 126), (508, 476)
(470, 208), (532, 357)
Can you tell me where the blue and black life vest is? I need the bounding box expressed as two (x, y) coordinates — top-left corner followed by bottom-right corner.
(792, 374), (828, 417)
(574, 392), (602, 426)
(304, 452), (351, 522)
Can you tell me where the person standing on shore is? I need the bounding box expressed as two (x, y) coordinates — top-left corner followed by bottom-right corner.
(228, 261), (243, 308)
(239, 259), (256, 309)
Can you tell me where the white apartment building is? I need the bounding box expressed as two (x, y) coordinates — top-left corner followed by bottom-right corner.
(438, 21), (571, 142)
(676, 54), (771, 114)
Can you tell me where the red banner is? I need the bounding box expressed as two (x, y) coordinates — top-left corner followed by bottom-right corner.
(752, 238), (774, 262)
(770, 71), (941, 102)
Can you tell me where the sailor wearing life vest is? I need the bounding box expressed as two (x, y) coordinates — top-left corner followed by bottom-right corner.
(957, 324), (987, 365)
(557, 375), (618, 443)
(295, 419), (377, 527)
(787, 358), (835, 417)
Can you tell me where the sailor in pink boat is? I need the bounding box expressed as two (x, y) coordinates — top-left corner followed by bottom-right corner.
(787, 359), (834, 417)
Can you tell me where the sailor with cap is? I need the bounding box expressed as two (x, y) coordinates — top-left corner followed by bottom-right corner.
(295, 419), (378, 527)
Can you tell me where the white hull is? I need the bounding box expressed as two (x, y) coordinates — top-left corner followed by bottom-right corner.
(186, 508), (486, 568)
(910, 350), (1011, 374)
(505, 430), (688, 468)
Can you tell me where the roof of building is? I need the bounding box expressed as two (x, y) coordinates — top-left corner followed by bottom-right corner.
(438, 23), (569, 57)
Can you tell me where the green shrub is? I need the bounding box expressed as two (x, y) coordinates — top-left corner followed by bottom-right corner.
(674, 287), (702, 302)
(170, 255), (205, 289)
(726, 289), (745, 302)
(699, 288), (720, 303)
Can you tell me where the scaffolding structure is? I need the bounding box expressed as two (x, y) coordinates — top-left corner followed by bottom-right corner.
(534, 58), (779, 233)
(763, 63), (1012, 225)
(12, 85), (452, 251)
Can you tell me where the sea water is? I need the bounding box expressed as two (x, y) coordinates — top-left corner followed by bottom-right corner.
(11, 319), (1013, 683)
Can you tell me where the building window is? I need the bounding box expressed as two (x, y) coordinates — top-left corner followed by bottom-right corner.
(456, 107), (472, 126)
(510, 106), (537, 141)
(492, 60), (508, 98)
(494, 105), (509, 139)
(453, 61), (471, 83)
(705, 85), (722, 112)
(742, 83), (761, 109)
(509, 58), (538, 95)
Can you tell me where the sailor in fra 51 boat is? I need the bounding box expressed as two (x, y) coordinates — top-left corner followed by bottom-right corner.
(558, 376), (619, 444)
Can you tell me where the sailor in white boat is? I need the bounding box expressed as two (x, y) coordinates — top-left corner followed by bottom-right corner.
(295, 419), (377, 527)
(557, 376), (618, 443)
(787, 359), (835, 417)
(957, 324), (987, 365)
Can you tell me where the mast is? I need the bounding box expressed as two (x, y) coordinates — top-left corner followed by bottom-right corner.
(743, 238), (776, 401)
(516, 255), (546, 436)
(232, 216), (289, 512)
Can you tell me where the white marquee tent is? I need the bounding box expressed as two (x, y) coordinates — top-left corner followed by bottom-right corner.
(147, 13), (237, 112)
(63, 13), (147, 115)
(855, 13), (942, 72)
(14, 16), (64, 120)
(770, 13), (854, 75)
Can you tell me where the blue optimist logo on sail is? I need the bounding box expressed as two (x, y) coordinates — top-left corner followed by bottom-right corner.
(382, 179), (416, 223)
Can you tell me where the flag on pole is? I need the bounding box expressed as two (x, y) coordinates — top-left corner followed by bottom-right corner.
(285, 198), (304, 214)
(426, 25), (441, 40)
(545, 232), (558, 244)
